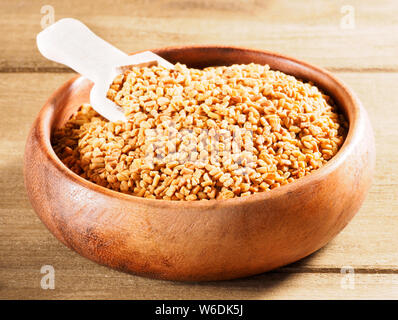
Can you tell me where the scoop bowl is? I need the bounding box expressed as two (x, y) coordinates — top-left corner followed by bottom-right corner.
(24, 46), (375, 281)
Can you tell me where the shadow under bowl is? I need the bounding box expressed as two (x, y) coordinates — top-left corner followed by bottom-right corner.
(24, 46), (375, 281)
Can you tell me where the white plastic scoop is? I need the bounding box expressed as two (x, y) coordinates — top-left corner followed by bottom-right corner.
(36, 18), (174, 122)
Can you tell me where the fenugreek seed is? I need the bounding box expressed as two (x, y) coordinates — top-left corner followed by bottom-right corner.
(186, 194), (197, 201)
(136, 188), (146, 197)
(209, 168), (221, 176)
(107, 175), (117, 184)
(220, 190), (234, 199)
(120, 180), (129, 192)
(240, 183), (250, 192)
(219, 173), (231, 183)
(165, 186), (176, 197)
(143, 175), (153, 184)
(223, 178), (234, 188)
(208, 189), (217, 199)
(157, 97), (170, 106)
(191, 177), (199, 186)
(256, 167), (268, 174)
(116, 172), (130, 181)
(241, 191), (251, 197)
(90, 162), (105, 169)
(201, 180), (213, 187)
(192, 185), (201, 195)
(91, 157), (104, 163)
(152, 174), (161, 187)
(163, 168), (173, 175)
(181, 167), (194, 175)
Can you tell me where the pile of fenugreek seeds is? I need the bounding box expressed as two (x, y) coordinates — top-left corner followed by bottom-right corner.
(52, 63), (347, 200)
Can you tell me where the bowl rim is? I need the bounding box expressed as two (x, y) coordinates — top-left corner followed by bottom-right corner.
(34, 45), (364, 209)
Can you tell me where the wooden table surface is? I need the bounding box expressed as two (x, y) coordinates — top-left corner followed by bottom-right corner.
(1, 0), (398, 299)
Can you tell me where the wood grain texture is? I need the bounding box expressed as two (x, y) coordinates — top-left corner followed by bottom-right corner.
(2, 267), (398, 299)
(0, 71), (397, 298)
(1, 0), (397, 299)
(0, 0), (398, 72)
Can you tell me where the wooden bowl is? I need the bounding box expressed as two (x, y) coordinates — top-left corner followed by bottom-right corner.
(24, 46), (375, 281)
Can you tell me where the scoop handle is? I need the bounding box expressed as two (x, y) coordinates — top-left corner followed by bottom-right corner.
(36, 18), (127, 83)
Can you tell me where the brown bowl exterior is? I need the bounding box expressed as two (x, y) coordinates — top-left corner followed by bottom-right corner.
(24, 46), (375, 281)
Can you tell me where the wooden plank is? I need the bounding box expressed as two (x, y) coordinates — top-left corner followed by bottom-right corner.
(0, 0), (397, 71)
(2, 265), (398, 299)
(0, 71), (397, 298)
